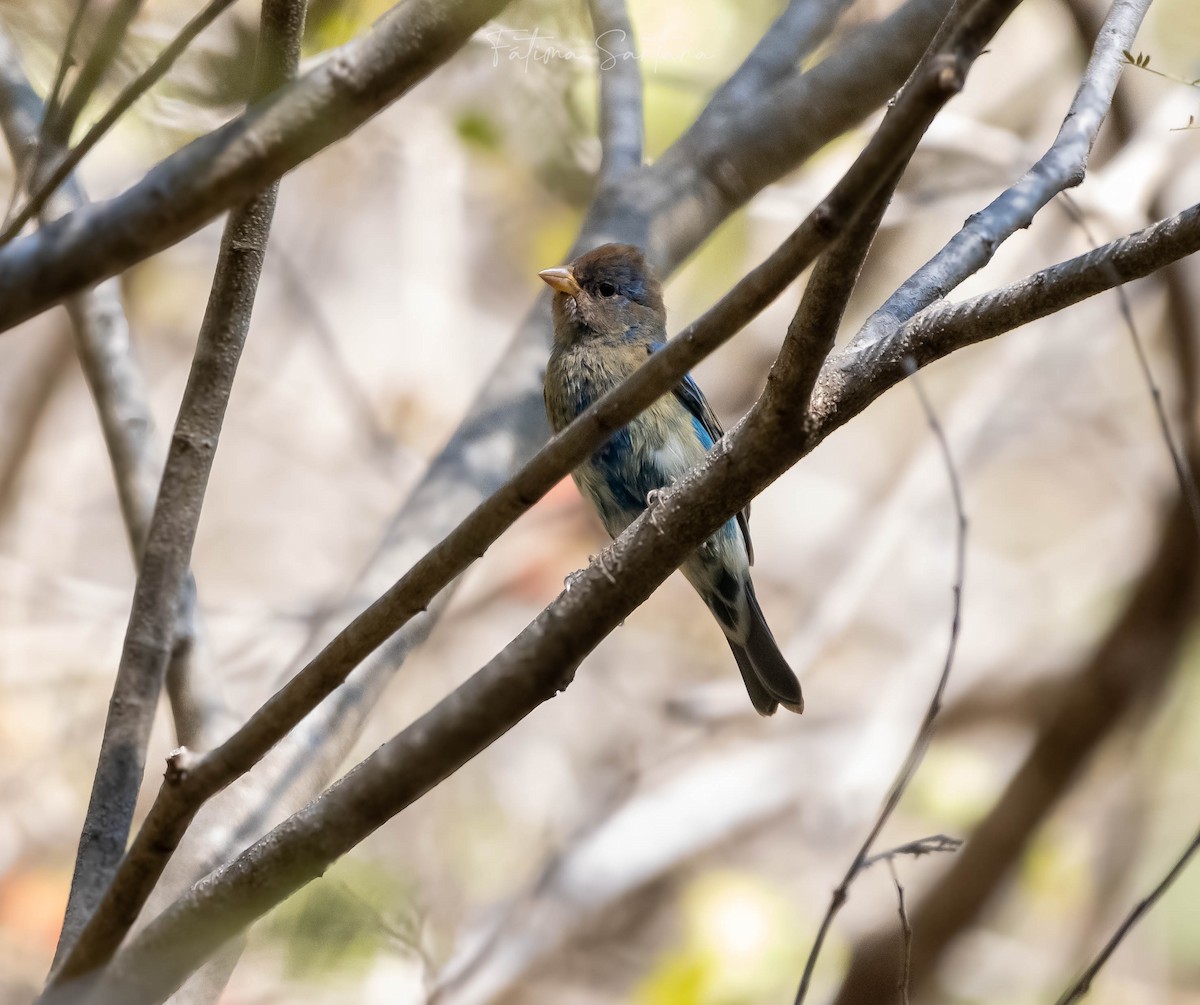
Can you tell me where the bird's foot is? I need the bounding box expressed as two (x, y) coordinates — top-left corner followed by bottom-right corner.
(646, 488), (667, 528)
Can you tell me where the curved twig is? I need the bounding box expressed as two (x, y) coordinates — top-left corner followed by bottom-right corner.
(793, 360), (967, 1003)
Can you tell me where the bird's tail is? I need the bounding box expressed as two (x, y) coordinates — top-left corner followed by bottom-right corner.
(727, 583), (803, 717)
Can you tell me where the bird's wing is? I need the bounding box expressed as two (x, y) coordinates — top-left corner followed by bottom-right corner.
(652, 343), (755, 564)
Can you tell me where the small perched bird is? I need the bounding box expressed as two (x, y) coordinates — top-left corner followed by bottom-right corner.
(540, 243), (803, 716)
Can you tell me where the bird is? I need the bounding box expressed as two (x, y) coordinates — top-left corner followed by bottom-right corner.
(539, 243), (803, 716)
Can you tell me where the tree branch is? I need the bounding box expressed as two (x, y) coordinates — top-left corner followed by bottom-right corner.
(705, 0), (857, 116)
(45, 0), (144, 148)
(42, 10), (1026, 997)
(855, 0), (1151, 349)
(642, 0), (954, 266)
(113, 10), (970, 999)
(1, 0), (245, 245)
(794, 361), (967, 1004)
(49, 0), (306, 973)
(1055, 822), (1200, 1004)
(588, 0), (643, 190)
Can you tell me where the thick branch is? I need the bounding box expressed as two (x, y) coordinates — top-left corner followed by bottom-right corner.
(47, 12), (1026, 998)
(98, 147), (1200, 1005)
(48, 15), (997, 987)
(106, 8), (962, 1001)
(0, 0), (511, 334)
(49, 0), (306, 974)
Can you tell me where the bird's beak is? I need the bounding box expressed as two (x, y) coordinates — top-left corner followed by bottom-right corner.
(538, 266), (581, 297)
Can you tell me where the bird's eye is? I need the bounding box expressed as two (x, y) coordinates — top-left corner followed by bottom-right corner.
(597, 281), (617, 298)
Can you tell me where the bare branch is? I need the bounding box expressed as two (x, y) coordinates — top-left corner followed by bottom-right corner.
(1, 0), (244, 244)
(109, 10), (962, 1002)
(587, 0), (642, 189)
(706, 0), (857, 114)
(47, 16), (1000, 989)
(830, 462), (1200, 1002)
(46, 0), (144, 148)
(1055, 823), (1200, 1004)
(39, 0), (92, 148)
(773, 164), (903, 411)
(115, 11), (969, 998)
(0, 0), (512, 334)
(645, 0), (953, 265)
(793, 361), (967, 1004)
(814, 200), (1200, 433)
(856, 0), (1152, 348)
(885, 860), (913, 1005)
(862, 834), (964, 869)
(48, 0), (307, 976)
(43, 13), (1023, 998)
(1056, 193), (1200, 535)
(0, 25), (231, 759)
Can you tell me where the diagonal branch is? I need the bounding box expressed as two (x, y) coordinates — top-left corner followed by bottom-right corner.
(1055, 822), (1200, 1004)
(588, 0), (643, 189)
(50, 0), (307, 970)
(1, 0), (246, 245)
(705, 0), (857, 115)
(0, 27), (232, 759)
(0, 0), (512, 335)
(856, 0), (1151, 348)
(103, 8), (959, 1002)
(87, 193), (1200, 1005)
(122, 8), (964, 999)
(45, 0), (144, 148)
(44, 9), (1023, 998)
(47, 9), (997, 984)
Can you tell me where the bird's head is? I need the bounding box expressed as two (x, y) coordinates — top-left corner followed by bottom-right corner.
(538, 243), (665, 346)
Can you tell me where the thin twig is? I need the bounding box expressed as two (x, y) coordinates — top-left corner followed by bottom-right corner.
(587, 0), (643, 189)
(44, 0), (143, 149)
(39, 0), (93, 146)
(47, 0), (307, 978)
(1056, 192), (1200, 538)
(1, 0), (244, 245)
(793, 362), (968, 1004)
(886, 859), (913, 1005)
(1055, 823), (1200, 1004)
(862, 834), (964, 869)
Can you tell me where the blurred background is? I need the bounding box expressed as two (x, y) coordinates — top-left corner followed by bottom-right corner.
(1, 0), (1199, 1001)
